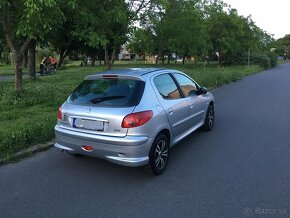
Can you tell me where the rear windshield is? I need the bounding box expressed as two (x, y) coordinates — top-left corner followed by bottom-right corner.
(67, 78), (145, 107)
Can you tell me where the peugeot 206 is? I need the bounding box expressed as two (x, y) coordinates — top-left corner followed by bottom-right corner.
(54, 68), (215, 175)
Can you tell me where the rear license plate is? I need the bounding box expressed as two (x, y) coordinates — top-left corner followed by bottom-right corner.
(73, 118), (104, 131)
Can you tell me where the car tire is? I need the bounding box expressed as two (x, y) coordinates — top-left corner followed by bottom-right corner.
(149, 133), (169, 175)
(202, 104), (215, 131)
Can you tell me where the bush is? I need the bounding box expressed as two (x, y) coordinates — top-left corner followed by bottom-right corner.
(268, 52), (277, 68)
(251, 54), (269, 69)
(251, 53), (277, 69)
(0, 51), (11, 65)
(223, 53), (247, 66)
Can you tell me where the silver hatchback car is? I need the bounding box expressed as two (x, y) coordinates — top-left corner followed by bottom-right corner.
(55, 68), (214, 174)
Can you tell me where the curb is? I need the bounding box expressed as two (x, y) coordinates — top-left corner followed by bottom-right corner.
(0, 140), (55, 165)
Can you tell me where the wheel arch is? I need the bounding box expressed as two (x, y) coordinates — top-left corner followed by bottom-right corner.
(155, 128), (171, 145)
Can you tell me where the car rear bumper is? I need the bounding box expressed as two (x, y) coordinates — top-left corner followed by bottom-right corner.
(54, 125), (152, 167)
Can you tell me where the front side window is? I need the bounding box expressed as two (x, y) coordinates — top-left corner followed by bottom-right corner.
(173, 73), (198, 97)
(153, 74), (181, 99)
(67, 79), (144, 107)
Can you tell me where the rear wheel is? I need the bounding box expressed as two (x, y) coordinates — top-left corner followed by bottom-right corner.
(202, 104), (215, 131)
(149, 134), (169, 175)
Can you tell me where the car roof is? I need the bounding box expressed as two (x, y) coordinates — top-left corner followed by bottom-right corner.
(94, 68), (170, 76)
(85, 68), (177, 81)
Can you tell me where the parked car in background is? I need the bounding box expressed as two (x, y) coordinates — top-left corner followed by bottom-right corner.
(54, 68), (215, 175)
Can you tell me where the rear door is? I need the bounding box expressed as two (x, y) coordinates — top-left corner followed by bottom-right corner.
(172, 73), (207, 125)
(152, 73), (191, 137)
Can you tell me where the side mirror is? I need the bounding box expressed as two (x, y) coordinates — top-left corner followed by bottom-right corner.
(198, 87), (207, 95)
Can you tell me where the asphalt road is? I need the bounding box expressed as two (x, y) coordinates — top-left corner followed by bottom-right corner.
(1, 63), (290, 218)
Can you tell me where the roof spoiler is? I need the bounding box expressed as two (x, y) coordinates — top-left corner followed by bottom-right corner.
(85, 74), (145, 81)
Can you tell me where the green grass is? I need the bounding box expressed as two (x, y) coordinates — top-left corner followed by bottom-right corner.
(0, 62), (263, 160)
(0, 65), (15, 76)
(278, 59), (290, 65)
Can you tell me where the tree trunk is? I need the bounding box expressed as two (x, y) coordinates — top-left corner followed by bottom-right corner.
(167, 52), (170, 65)
(161, 53), (165, 65)
(28, 39), (36, 80)
(182, 56), (186, 65)
(57, 50), (68, 67)
(2, 6), (30, 91)
(110, 48), (116, 67)
(105, 46), (115, 70)
(216, 49), (222, 67)
(23, 49), (28, 68)
(91, 56), (96, 66)
(104, 47), (109, 69)
(58, 53), (65, 67)
(155, 41), (165, 65)
(155, 49), (161, 65)
(155, 55), (158, 65)
(15, 55), (23, 92)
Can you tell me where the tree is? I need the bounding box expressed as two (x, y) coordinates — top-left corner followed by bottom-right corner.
(68, 0), (128, 70)
(203, 0), (274, 65)
(275, 34), (290, 58)
(165, 0), (206, 64)
(129, 0), (206, 64)
(0, 0), (64, 91)
(45, 0), (84, 67)
(27, 39), (36, 79)
(128, 28), (156, 56)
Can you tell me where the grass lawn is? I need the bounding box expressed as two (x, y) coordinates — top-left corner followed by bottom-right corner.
(0, 62), (263, 160)
(0, 65), (15, 76)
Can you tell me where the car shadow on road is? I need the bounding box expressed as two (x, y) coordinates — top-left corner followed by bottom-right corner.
(51, 124), (219, 181)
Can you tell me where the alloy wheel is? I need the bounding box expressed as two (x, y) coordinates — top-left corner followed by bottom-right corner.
(154, 139), (168, 170)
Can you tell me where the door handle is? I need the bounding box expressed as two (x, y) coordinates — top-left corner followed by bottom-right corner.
(189, 102), (194, 108)
(168, 108), (173, 115)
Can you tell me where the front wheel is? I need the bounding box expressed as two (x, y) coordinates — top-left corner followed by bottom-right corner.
(149, 134), (169, 175)
(202, 104), (215, 131)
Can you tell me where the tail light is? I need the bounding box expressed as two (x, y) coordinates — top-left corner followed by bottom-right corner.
(57, 107), (62, 120)
(121, 110), (153, 128)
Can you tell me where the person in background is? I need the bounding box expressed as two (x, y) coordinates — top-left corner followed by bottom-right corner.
(39, 57), (47, 75)
(49, 56), (57, 69)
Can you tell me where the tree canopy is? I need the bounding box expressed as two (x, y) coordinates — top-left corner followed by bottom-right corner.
(0, 0), (283, 91)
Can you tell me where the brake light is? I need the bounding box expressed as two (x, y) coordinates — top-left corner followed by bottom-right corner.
(102, 75), (118, 79)
(122, 110), (153, 128)
(57, 107), (62, 120)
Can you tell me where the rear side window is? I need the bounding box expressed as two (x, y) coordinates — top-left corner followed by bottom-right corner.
(173, 73), (198, 97)
(67, 79), (145, 107)
(153, 74), (181, 99)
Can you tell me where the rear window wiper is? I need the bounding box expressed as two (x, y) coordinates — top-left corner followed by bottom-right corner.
(90, 95), (126, 104)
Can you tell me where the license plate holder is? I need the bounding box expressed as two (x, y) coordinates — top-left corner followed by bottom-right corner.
(73, 118), (104, 131)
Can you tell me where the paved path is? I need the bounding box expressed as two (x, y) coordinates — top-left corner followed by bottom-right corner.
(0, 63), (289, 217)
(0, 75), (13, 81)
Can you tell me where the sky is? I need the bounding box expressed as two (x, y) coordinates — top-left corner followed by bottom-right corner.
(224, 0), (290, 39)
